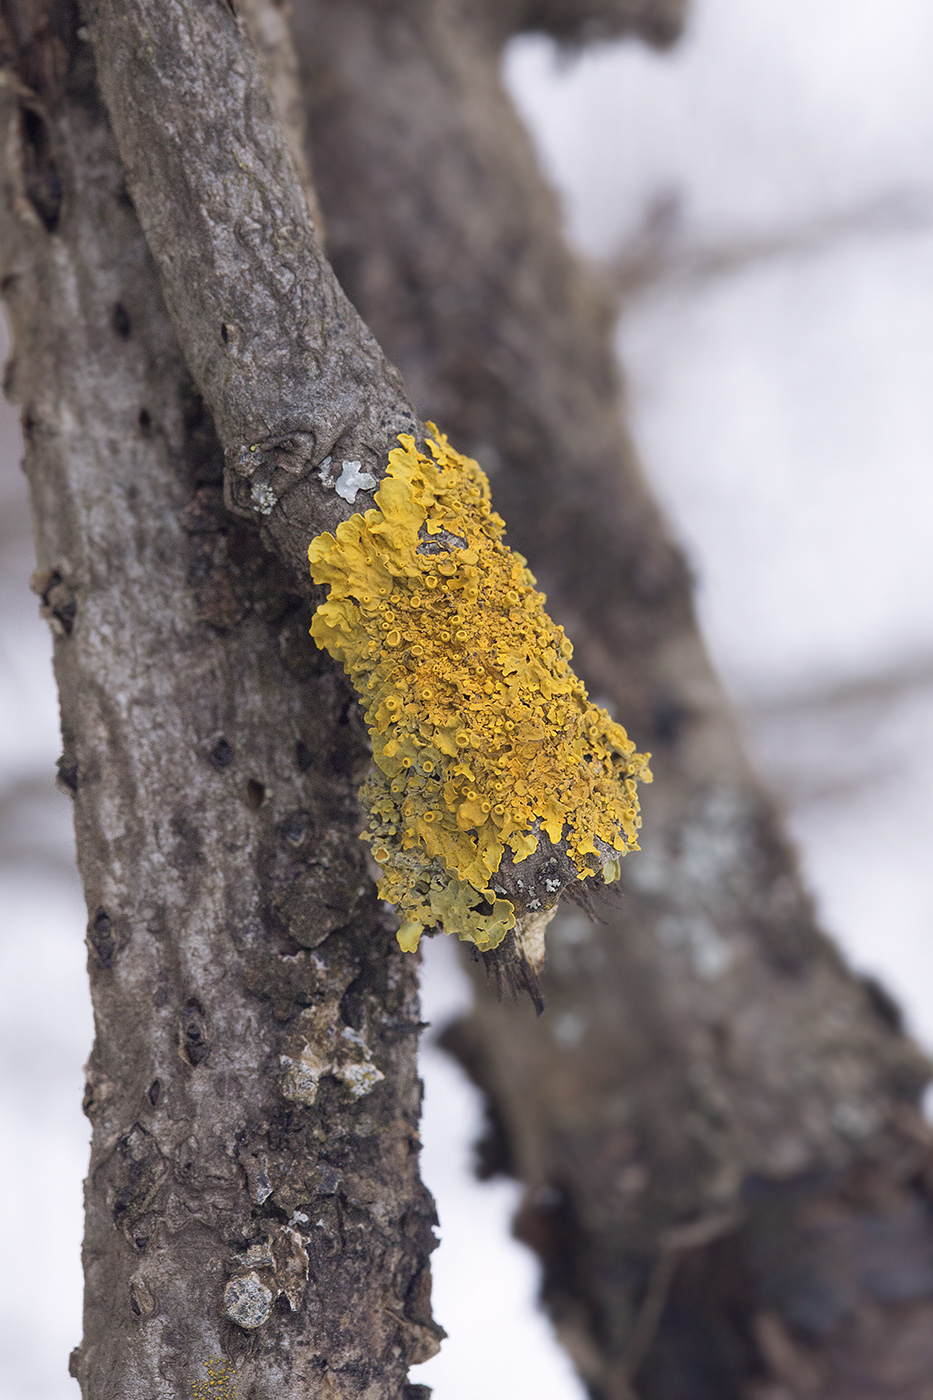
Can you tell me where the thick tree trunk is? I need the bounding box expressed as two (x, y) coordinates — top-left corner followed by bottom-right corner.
(0, 6), (440, 1396)
(289, 3), (933, 1396)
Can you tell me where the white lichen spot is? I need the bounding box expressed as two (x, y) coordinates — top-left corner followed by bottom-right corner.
(224, 1271), (273, 1330)
(334, 1058), (385, 1098)
(250, 481), (277, 515)
(334, 459), (378, 503)
(255, 1164), (273, 1205)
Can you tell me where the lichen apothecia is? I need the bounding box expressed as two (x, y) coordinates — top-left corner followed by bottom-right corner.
(191, 1358), (236, 1400)
(308, 428), (651, 953)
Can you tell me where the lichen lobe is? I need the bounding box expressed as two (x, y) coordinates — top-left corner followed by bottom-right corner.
(308, 428), (651, 952)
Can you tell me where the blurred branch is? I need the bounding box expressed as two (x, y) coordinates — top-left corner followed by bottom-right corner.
(500, 0), (687, 48)
(739, 652), (933, 809)
(607, 185), (933, 303)
(291, 3), (933, 1394)
(741, 650), (933, 724)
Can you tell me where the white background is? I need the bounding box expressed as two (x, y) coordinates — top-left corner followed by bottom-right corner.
(2, 2), (932, 1395)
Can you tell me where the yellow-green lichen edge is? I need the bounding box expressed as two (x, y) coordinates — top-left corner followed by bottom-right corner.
(308, 428), (652, 954)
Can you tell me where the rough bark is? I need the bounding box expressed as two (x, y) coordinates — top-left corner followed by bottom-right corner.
(289, 3), (933, 1396)
(0, 6), (440, 1397)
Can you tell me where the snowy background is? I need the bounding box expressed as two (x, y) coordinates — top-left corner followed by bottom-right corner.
(3, 1), (933, 1395)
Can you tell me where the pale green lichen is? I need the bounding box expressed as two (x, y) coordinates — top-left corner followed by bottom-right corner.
(308, 428), (651, 953)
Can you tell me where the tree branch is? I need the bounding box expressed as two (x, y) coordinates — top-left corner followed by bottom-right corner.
(80, 0), (417, 590)
(607, 185), (933, 303)
(238, 0), (326, 239)
(483, 0), (687, 48)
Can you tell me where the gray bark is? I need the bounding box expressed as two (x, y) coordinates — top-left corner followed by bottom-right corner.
(238, 0), (325, 240)
(0, 5), (440, 1397)
(81, 0), (418, 590)
(288, 3), (933, 1396)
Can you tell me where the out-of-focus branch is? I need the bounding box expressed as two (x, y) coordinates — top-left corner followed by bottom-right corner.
(607, 185), (933, 303)
(0, 773), (77, 877)
(487, 0), (687, 48)
(290, 2), (933, 1394)
(742, 651), (933, 724)
(739, 652), (933, 809)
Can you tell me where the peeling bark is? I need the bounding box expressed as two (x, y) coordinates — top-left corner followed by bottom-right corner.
(289, 3), (933, 1395)
(0, 5), (439, 1395)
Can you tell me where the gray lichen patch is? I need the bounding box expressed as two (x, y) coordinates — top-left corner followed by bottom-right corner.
(250, 480), (277, 515)
(229, 1224), (310, 1314)
(279, 1039), (330, 1106)
(279, 1003), (385, 1106)
(224, 1271), (273, 1329)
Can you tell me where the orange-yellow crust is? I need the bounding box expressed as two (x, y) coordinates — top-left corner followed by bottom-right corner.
(308, 429), (651, 952)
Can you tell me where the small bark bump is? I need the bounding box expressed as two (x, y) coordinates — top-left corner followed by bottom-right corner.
(88, 908), (115, 967)
(129, 1278), (154, 1317)
(19, 105), (62, 233)
(210, 736), (234, 769)
(178, 997), (209, 1066)
(56, 749), (78, 794)
(112, 302), (131, 338)
(246, 777), (266, 809)
(32, 567), (77, 634)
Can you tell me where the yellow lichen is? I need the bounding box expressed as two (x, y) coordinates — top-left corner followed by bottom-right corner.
(308, 428), (651, 953)
(191, 1359), (236, 1400)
